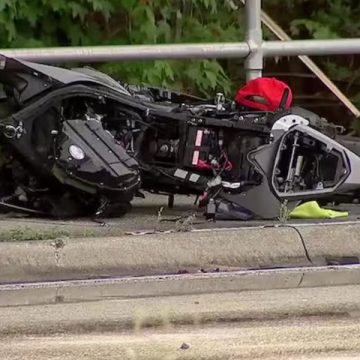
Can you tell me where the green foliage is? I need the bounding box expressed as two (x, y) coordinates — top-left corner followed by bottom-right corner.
(276, 0), (360, 118)
(0, 0), (246, 97)
(98, 0), (244, 95)
(258, 0), (360, 134)
(0, 0), (359, 108)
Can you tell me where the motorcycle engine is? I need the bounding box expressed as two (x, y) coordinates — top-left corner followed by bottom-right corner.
(148, 138), (180, 162)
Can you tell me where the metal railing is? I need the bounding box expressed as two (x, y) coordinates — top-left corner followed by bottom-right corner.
(3, 39), (360, 62)
(0, 43), (251, 63)
(0, 1), (358, 65)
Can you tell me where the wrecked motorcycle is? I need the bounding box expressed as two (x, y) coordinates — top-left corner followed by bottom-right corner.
(0, 54), (359, 219)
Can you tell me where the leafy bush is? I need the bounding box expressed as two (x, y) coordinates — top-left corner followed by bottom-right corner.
(266, 0), (360, 109)
(0, 0), (359, 107)
(0, 0), (246, 96)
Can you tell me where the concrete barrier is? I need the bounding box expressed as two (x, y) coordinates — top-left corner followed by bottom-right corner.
(2, 265), (360, 308)
(1, 222), (360, 284)
(0, 227), (308, 283)
(2, 283), (360, 336)
(296, 223), (360, 265)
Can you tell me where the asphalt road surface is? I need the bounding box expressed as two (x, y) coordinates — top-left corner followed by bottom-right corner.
(2, 319), (360, 360)
(1, 193), (360, 237)
(2, 270), (360, 359)
(84, 193), (360, 230)
(2, 195), (360, 359)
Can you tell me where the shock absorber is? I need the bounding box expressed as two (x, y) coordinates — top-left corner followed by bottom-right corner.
(284, 132), (299, 193)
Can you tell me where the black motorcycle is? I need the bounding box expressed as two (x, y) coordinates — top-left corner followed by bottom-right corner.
(0, 54), (359, 219)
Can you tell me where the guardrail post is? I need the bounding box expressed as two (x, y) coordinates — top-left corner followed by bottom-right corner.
(245, 0), (263, 81)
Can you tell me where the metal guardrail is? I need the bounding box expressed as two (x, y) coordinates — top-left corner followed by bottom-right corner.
(3, 39), (360, 61)
(0, 43), (251, 63)
(263, 39), (360, 56)
(3, 39), (360, 63)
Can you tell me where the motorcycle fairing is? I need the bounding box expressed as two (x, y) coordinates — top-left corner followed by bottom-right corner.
(218, 124), (360, 219)
(218, 135), (299, 219)
(270, 124), (360, 200)
(0, 84), (141, 200)
(54, 118), (139, 200)
(0, 55), (130, 105)
(2, 85), (130, 175)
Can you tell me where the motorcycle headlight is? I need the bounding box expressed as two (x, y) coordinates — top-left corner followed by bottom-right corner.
(69, 145), (85, 160)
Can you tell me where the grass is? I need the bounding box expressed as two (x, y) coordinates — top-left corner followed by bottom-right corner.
(0, 225), (98, 241)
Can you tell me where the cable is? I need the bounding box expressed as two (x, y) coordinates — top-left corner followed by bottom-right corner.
(282, 224), (313, 264)
(262, 223), (312, 264)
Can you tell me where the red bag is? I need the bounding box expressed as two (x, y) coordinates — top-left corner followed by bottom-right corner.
(235, 77), (293, 111)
